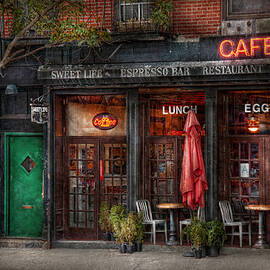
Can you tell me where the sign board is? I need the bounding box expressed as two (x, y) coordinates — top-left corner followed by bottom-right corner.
(31, 106), (48, 124)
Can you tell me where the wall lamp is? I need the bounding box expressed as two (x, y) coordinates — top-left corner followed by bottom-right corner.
(5, 84), (18, 95)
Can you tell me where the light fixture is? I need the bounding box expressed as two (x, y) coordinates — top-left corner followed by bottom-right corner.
(247, 116), (260, 133)
(5, 84), (18, 95)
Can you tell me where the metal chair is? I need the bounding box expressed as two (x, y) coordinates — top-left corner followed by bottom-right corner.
(219, 200), (251, 248)
(136, 200), (168, 245)
(179, 207), (205, 245)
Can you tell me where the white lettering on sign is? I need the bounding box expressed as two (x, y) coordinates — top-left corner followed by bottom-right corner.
(162, 105), (198, 115)
(244, 103), (269, 113)
(202, 64), (263, 75)
(51, 70), (81, 79)
(51, 69), (103, 79)
(48, 64), (265, 80)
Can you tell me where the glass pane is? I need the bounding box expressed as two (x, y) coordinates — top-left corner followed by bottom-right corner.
(240, 143), (249, 159)
(158, 180), (167, 194)
(86, 161), (95, 176)
(69, 178), (77, 192)
(86, 144), (95, 160)
(149, 144), (157, 159)
(250, 162), (259, 178)
(87, 212), (94, 229)
(69, 194), (75, 211)
(168, 179), (174, 194)
(166, 161), (175, 178)
(241, 181), (250, 196)
(69, 144), (77, 160)
(158, 162), (166, 178)
(231, 161), (239, 177)
(250, 143), (259, 159)
(231, 180), (240, 195)
(78, 212), (85, 228)
(150, 161), (158, 178)
(69, 212), (76, 227)
(250, 181), (259, 197)
(166, 144), (174, 159)
(158, 144), (166, 159)
(231, 143), (239, 159)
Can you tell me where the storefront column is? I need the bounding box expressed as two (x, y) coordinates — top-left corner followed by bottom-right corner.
(127, 89), (139, 211)
(205, 89), (218, 220)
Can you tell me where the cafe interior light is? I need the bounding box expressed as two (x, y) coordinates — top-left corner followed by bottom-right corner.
(247, 116), (260, 133)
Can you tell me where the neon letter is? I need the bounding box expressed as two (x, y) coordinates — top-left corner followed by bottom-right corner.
(264, 38), (270, 55)
(235, 39), (250, 57)
(219, 40), (235, 58)
(250, 38), (263, 56)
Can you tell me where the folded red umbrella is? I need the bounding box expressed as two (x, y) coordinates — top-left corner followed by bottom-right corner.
(180, 111), (208, 210)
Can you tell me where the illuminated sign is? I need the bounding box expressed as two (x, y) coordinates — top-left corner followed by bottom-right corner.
(219, 37), (270, 58)
(92, 113), (118, 130)
(162, 105), (198, 115)
(244, 104), (269, 113)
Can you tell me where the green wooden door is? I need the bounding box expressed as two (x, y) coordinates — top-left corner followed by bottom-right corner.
(9, 136), (43, 237)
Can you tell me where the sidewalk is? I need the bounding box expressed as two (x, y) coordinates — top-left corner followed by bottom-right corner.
(1, 246), (270, 270)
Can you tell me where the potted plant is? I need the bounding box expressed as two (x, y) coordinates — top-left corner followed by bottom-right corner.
(181, 217), (208, 259)
(206, 220), (227, 257)
(98, 201), (112, 241)
(135, 212), (144, 252)
(125, 212), (138, 253)
(109, 205), (127, 251)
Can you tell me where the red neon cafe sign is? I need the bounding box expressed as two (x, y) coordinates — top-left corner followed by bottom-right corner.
(92, 113), (118, 130)
(219, 37), (270, 58)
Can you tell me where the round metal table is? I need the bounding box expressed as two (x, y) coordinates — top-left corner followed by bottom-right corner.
(245, 204), (270, 249)
(157, 203), (184, 246)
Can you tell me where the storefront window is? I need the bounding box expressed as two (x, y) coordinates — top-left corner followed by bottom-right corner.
(148, 92), (205, 136)
(225, 92), (270, 135)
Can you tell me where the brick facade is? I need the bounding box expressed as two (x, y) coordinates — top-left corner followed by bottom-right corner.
(1, 0), (222, 38)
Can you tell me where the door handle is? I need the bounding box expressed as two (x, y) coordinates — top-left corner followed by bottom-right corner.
(22, 205), (33, 209)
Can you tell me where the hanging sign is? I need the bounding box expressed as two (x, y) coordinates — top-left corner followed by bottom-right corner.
(30, 105), (48, 124)
(92, 112), (118, 130)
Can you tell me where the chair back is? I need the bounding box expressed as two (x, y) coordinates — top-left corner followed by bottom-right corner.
(197, 207), (206, 222)
(219, 200), (234, 224)
(136, 200), (153, 222)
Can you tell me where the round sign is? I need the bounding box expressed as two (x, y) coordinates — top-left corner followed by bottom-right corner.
(92, 112), (118, 130)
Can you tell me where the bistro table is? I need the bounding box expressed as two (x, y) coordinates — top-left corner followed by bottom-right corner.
(157, 203), (184, 246)
(245, 204), (270, 249)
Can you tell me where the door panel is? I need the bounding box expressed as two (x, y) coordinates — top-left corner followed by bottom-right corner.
(222, 137), (264, 219)
(64, 139), (98, 239)
(9, 136), (43, 237)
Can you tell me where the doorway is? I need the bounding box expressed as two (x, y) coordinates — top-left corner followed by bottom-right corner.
(55, 94), (127, 240)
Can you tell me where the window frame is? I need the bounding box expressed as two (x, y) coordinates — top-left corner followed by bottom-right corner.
(223, 0), (270, 20)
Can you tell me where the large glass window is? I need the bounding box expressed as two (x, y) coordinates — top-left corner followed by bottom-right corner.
(148, 92), (205, 136)
(223, 91), (270, 135)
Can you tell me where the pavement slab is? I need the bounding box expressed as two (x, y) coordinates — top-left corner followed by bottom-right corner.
(0, 247), (270, 270)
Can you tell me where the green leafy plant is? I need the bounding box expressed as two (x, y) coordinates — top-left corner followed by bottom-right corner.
(206, 220), (227, 249)
(0, 0), (111, 70)
(135, 212), (145, 243)
(109, 205), (127, 243)
(98, 201), (112, 233)
(150, 0), (173, 30)
(181, 217), (208, 250)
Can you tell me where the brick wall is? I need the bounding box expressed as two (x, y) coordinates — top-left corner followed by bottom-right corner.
(1, 0), (222, 38)
(173, 0), (222, 37)
(1, 13), (13, 38)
